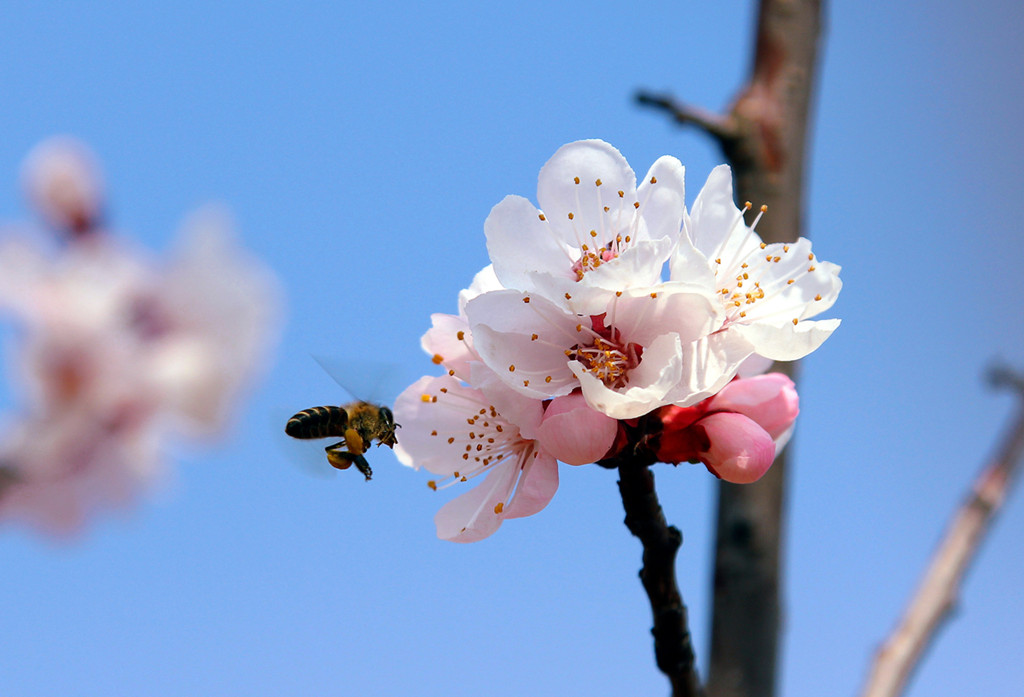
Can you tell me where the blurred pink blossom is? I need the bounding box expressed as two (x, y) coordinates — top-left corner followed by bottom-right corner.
(0, 138), (279, 536)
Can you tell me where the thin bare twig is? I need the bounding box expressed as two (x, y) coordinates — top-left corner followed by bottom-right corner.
(635, 91), (739, 147)
(859, 365), (1024, 697)
(615, 453), (704, 697)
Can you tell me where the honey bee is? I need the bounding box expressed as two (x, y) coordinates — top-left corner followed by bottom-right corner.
(285, 401), (399, 481)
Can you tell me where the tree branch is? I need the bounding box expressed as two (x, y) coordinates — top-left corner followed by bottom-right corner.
(858, 365), (1024, 697)
(634, 92), (740, 148)
(617, 456), (705, 697)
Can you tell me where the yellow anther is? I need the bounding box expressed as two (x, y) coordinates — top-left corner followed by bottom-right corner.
(787, 279), (795, 285)
(595, 178), (602, 186)
(633, 202), (640, 209)
(421, 394), (431, 402)
(523, 380), (530, 387)
(431, 353), (444, 364)
(545, 376), (552, 383)
(538, 213), (546, 221)
(744, 201), (752, 210)
(531, 333), (538, 341)
(568, 212), (574, 220)
(589, 230), (597, 238)
(494, 502), (504, 514)
(760, 204), (768, 212)
(574, 176), (580, 185)
(522, 296), (530, 303)
(815, 294), (822, 301)
(508, 364), (516, 372)
(650, 176), (657, 184)
(456, 330), (465, 340)
(427, 480), (437, 491)
(808, 265), (816, 272)
(792, 318), (799, 325)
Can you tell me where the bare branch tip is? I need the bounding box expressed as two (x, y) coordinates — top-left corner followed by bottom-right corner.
(987, 361), (1024, 396)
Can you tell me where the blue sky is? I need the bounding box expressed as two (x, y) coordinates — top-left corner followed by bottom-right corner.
(1, 2), (1022, 696)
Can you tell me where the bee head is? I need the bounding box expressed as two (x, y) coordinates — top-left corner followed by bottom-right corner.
(378, 405), (400, 448)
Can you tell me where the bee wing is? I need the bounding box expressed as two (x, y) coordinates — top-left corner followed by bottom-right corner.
(311, 355), (406, 405)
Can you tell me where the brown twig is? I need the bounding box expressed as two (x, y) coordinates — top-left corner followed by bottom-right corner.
(858, 365), (1024, 697)
(615, 454), (705, 697)
(635, 92), (740, 147)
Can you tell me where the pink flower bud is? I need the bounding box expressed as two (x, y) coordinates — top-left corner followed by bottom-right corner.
(697, 412), (775, 483)
(707, 373), (799, 440)
(537, 392), (618, 465)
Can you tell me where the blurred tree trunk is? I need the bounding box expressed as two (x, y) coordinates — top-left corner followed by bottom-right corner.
(639, 2), (824, 696)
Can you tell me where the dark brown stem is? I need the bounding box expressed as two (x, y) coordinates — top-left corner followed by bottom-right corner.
(858, 365), (1024, 697)
(616, 455), (705, 697)
(637, 2), (824, 696)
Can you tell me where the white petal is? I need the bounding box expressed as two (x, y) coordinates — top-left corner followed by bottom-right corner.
(731, 318), (841, 361)
(636, 155), (686, 244)
(669, 234), (717, 288)
(536, 140), (638, 253)
(457, 264), (504, 315)
(668, 331), (755, 407)
(421, 313), (474, 380)
(687, 165), (761, 262)
(486, 195), (574, 291)
(470, 363), (545, 440)
(609, 283), (719, 347)
(466, 290), (581, 399)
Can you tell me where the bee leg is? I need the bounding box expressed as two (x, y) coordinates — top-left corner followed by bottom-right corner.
(324, 442), (352, 470)
(325, 449), (373, 481)
(343, 428), (365, 455)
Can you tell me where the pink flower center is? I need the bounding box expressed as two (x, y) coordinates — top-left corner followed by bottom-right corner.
(566, 314), (643, 388)
(570, 238), (625, 281)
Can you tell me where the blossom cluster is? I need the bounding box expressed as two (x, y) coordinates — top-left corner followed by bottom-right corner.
(395, 140), (841, 542)
(0, 137), (278, 536)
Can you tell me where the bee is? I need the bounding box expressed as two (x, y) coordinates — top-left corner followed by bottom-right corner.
(285, 401), (399, 481)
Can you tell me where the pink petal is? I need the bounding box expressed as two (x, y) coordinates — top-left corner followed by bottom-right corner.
(697, 412), (775, 484)
(434, 459), (519, 543)
(536, 393), (618, 465)
(503, 450), (559, 518)
(708, 373), (799, 440)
